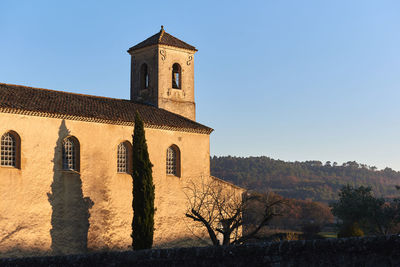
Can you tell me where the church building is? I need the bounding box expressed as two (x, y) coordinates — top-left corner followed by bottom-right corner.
(0, 27), (232, 256)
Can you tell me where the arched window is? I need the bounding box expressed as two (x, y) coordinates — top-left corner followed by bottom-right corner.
(166, 145), (180, 176)
(1, 131), (20, 168)
(140, 63), (149, 89)
(172, 63), (181, 89)
(62, 136), (79, 171)
(117, 141), (132, 173)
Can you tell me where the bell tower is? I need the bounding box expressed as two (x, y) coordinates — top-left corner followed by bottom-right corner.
(128, 26), (198, 121)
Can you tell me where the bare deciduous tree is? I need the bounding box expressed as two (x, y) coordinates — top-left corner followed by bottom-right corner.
(184, 176), (285, 245)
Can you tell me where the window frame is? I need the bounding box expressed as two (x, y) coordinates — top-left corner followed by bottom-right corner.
(140, 63), (149, 89)
(172, 63), (182, 89)
(166, 144), (181, 177)
(117, 141), (132, 174)
(0, 131), (21, 169)
(62, 136), (80, 172)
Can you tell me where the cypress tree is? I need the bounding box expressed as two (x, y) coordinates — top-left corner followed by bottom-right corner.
(131, 112), (155, 250)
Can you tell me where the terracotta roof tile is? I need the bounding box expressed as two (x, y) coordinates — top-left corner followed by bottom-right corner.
(128, 27), (197, 52)
(0, 83), (213, 134)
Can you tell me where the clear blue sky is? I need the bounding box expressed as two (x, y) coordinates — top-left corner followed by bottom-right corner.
(1, 1), (399, 170)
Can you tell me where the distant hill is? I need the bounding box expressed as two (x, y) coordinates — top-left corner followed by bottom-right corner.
(210, 156), (400, 203)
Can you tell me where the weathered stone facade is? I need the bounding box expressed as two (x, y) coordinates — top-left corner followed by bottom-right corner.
(0, 28), (238, 257)
(129, 28), (196, 121)
(0, 112), (212, 257)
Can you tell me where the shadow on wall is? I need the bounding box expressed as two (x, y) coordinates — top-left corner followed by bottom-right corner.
(47, 120), (94, 255)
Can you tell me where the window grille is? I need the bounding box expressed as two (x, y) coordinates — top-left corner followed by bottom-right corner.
(166, 146), (177, 175)
(117, 143), (128, 173)
(62, 138), (76, 170)
(1, 133), (16, 167)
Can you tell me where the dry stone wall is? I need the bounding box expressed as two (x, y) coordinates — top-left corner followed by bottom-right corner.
(1, 235), (399, 267)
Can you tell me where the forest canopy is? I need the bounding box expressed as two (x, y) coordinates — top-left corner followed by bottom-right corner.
(211, 156), (400, 203)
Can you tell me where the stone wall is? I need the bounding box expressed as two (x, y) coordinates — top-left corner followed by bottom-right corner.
(1, 235), (399, 266)
(0, 113), (212, 256)
(129, 44), (197, 121)
(157, 45), (196, 121)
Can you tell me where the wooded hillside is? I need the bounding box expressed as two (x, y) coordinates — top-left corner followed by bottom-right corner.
(210, 156), (400, 202)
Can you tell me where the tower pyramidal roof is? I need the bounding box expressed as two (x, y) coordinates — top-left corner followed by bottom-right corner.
(128, 26), (197, 52)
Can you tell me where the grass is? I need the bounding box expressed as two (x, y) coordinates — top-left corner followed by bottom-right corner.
(319, 232), (337, 238)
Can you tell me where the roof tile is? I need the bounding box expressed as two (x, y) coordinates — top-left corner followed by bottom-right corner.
(0, 83), (213, 134)
(128, 27), (197, 52)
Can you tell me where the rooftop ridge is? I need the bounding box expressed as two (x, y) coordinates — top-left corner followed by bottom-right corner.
(158, 25), (165, 42)
(128, 27), (197, 52)
(0, 82), (157, 108)
(0, 82), (213, 134)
